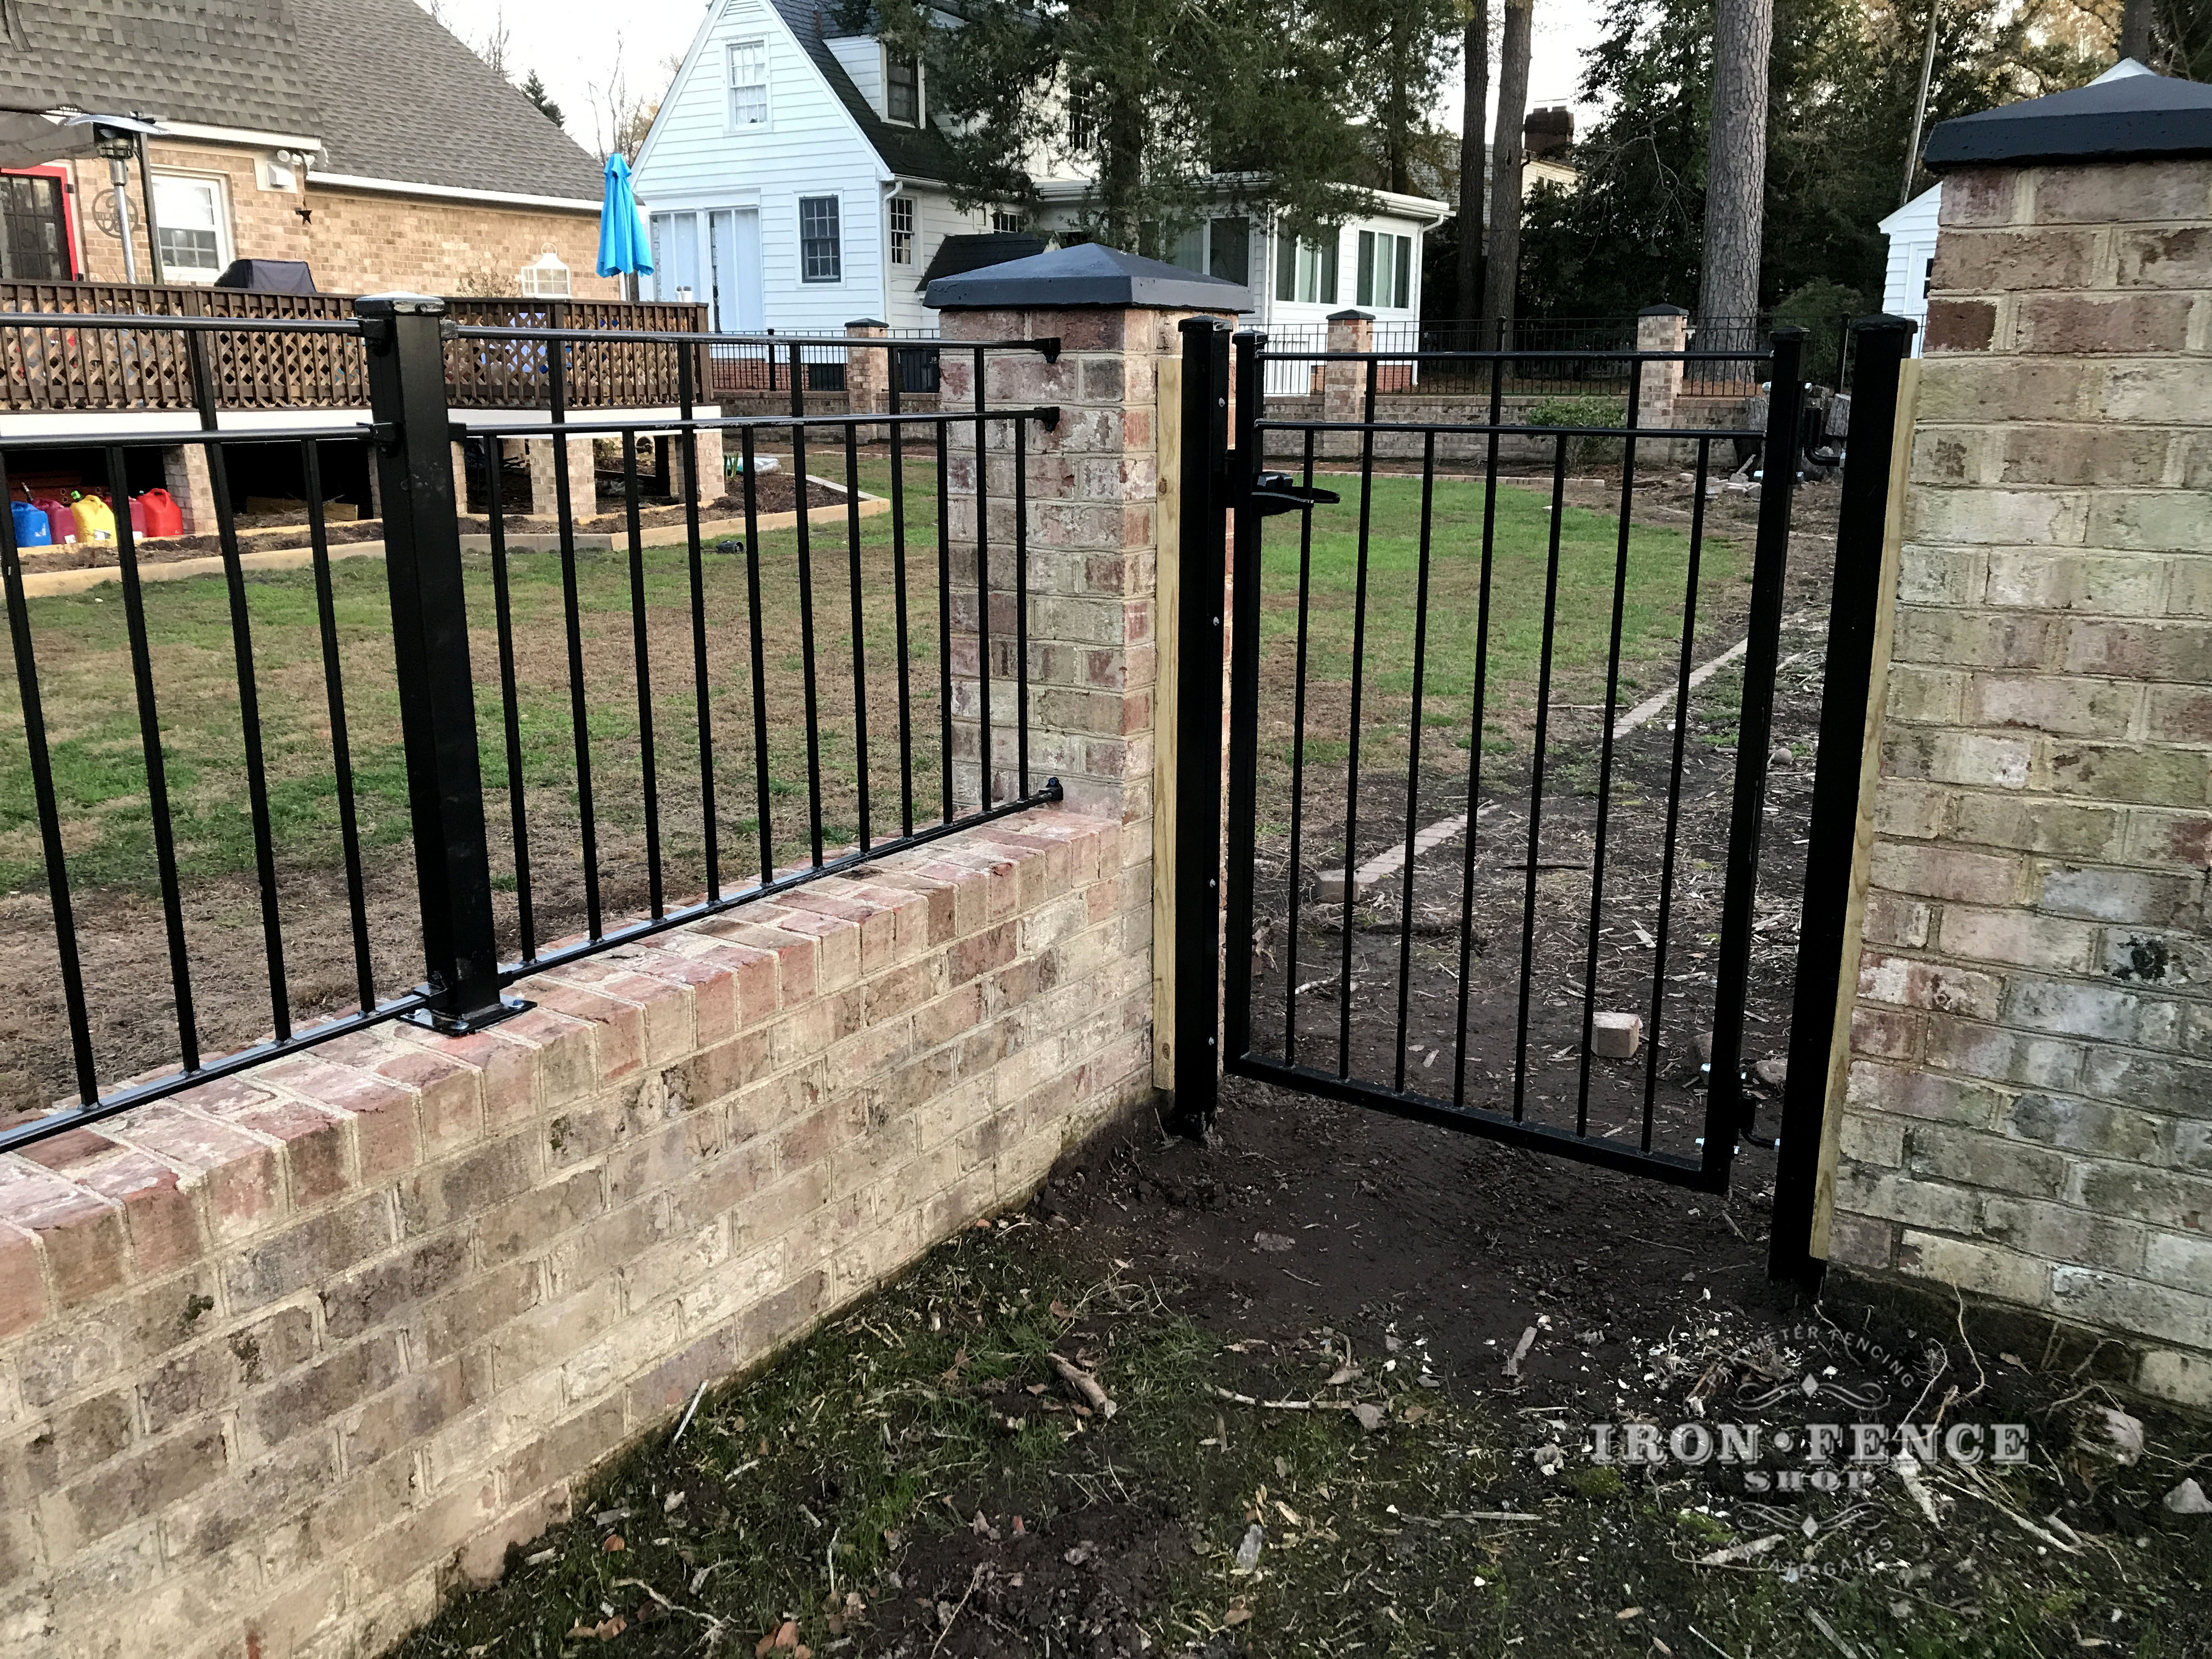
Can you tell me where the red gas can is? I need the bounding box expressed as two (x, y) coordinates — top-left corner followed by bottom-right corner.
(132, 489), (185, 537)
(34, 498), (74, 543)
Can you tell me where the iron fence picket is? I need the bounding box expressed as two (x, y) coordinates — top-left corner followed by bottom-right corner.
(0, 304), (1063, 1154)
(1211, 324), (1846, 1199)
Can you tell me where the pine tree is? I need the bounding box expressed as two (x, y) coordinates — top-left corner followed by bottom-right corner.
(1455, 0), (1491, 320)
(522, 69), (565, 129)
(1481, 0), (1532, 323)
(1516, 0), (2106, 320)
(1696, 0), (1771, 332)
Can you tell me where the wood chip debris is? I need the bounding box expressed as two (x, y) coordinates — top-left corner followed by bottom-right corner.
(1049, 1353), (1117, 1418)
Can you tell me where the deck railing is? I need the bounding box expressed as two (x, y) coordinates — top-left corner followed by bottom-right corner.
(0, 283), (708, 413)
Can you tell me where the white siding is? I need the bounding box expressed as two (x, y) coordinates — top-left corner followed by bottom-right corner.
(1255, 207), (1435, 331)
(634, 0), (893, 332)
(1880, 184), (1943, 359)
(890, 187), (990, 329)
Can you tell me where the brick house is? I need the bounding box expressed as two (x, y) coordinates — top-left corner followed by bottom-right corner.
(0, 0), (616, 300)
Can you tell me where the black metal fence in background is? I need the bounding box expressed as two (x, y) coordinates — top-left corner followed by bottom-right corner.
(1261, 315), (1860, 400)
(0, 301), (1058, 1153)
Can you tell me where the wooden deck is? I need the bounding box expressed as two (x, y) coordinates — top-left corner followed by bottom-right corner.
(0, 283), (708, 414)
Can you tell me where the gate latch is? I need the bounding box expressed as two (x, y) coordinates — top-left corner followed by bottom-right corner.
(1245, 472), (1340, 518)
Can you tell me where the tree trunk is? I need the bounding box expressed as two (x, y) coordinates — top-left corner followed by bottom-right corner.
(1481, 0), (1531, 328)
(1455, 0), (1489, 319)
(2119, 0), (2156, 63)
(1697, 0), (1773, 335)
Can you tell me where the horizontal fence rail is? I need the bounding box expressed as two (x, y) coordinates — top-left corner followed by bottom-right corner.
(0, 304), (1060, 1153)
(1259, 314), (1853, 400)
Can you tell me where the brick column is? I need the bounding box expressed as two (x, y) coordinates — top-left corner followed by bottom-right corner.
(930, 252), (1243, 830)
(161, 444), (217, 534)
(845, 318), (889, 419)
(1634, 304), (1687, 430)
(1321, 307), (1373, 458)
(525, 432), (597, 523)
(675, 425), (726, 504)
(1824, 78), (2212, 1409)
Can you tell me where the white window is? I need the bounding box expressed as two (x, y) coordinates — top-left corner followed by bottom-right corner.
(991, 210), (1026, 234)
(728, 39), (769, 127)
(1209, 217), (1249, 286)
(1356, 231), (1413, 309)
(1274, 227), (1336, 305)
(887, 54), (920, 124)
(889, 196), (914, 265)
(519, 251), (571, 296)
(799, 195), (840, 282)
(151, 173), (230, 281)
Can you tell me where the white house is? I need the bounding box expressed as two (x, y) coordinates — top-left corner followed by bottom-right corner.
(630, 0), (1448, 337)
(1879, 184), (1942, 357)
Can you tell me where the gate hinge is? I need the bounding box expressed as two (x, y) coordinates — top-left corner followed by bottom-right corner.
(1243, 471), (1341, 518)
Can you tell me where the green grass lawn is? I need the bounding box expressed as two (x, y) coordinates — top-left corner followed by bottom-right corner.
(0, 456), (944, 902)
(1250, 472), (1743, 828)
(0, 459), (1740, 902)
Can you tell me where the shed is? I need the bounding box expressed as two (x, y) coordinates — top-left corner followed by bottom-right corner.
(1878, 185), (1942, 357)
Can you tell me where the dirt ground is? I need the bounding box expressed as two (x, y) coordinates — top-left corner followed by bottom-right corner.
(392, 1081), (2212, 1659)
(390, 460), (2210, 1658)
(1240, 467), (1832, 1163)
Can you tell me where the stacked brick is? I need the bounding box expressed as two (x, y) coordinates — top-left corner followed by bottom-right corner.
(1830, 160), (2212, 1407)
(938, 307), (1187, 826)
(0, 812), (1149, 1657)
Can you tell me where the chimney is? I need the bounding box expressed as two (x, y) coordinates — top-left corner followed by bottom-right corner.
(1522, 106), (1574, 159)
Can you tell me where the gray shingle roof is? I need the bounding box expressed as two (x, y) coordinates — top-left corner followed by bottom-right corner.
(289, 0), (604, 200)
(769, 0), (949, 183)
(0, 0), (602, 203)
(0, 1), (312, 135)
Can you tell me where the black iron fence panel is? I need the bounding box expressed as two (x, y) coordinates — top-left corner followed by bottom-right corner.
(0, 305), (1057, 1153)
(1176, 320), (1907, 1203)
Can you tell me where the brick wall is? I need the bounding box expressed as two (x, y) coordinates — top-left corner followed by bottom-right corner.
(1827, 159), (2212, 1408)
(0, 811), (1150, 1657)
(938, 305), (1187, 825)
(70, 142), (616, 300)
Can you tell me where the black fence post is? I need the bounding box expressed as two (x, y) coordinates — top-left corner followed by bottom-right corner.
(1169, 315), (1231, 1138)
(1701, 327), (1807, 1189)
(358, 293), (524, 1034)
(1770, 314), (1917, 1288)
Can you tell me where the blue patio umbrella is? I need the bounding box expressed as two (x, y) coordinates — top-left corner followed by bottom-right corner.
(596, 153), (654, 280)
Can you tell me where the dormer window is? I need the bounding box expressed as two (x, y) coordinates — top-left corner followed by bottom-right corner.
(729, 39), (769, 128)
(887, 53), (919, 124)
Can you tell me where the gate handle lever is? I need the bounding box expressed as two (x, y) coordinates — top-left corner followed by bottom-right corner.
(1245, 471), (1341, 517)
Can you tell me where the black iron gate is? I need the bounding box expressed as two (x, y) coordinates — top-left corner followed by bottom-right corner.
(1171, 315), (1912, 1245)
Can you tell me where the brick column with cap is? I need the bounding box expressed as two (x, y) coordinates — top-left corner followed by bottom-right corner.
(1821, 65), (2212, 1410)
(928, 241), (1246, 829)
(1321, 307), (1373, 458)
(845, 318), (890, 421)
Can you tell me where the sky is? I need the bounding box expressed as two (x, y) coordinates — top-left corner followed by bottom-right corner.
(419, 0), (1609, 166)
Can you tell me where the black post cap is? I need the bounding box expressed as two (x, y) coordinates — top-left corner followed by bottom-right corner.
(1924, 63), (2212, 171)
